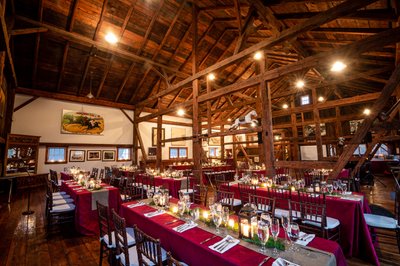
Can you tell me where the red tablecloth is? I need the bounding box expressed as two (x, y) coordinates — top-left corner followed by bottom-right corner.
(60, 172), (73, 180)
(137, 174), (187, 198)
(224, 184), (378, 265)
(169, 165), (194, 171)
(120, 200), (346, 266)
(61, 181), (122, 235)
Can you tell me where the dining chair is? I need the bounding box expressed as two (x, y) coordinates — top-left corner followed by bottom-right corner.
(49, 169), (61, 192)
(167, 252), (189, 266)
(215, 190), (241, 211)
(97, 202), (136, 266)
(364, 189), (400, 252)
(178, 171), (194, 195)
(133, 225), (167, 266)
(249, 194), (275, 216)
(46, 182), (75, 230)
(266, 187), (291, 218)
(126, 183), (145, 201)
(45, 180), (73, 217)
(92, 167), (99, 179)
(192, 184), (208, 207)
(142, 174), (158, 194)
(238, 183), (256, 205)
(99, 169), (105, 181)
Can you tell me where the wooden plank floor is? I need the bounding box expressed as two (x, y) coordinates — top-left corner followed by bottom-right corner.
(0, 176), (399, 266)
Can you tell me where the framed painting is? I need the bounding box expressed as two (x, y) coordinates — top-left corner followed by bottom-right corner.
(171, 127), (186, 146)
(350, 119), (364, 134)
(102, 150), (115, 161)
(61, 110), (104, 135)
(69, 150), (85, 162)
(152, 127), (165, 147)
(87, 150), (101, 161)
(304, 123), (326, 137)
(208, 137), (221, 146)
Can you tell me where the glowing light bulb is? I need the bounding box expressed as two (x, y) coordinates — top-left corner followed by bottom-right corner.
(105, 32), (118, 44)
(295, 80), (305, 88)
(331, 61), (347, 72)
(282, 104), (289, 109)
(177, 109), (185, 116)
(208, 73), (215, 81)
(318, 96), (324, 102)
(254, 51), (263, 60)
(363, 108), (371, 115)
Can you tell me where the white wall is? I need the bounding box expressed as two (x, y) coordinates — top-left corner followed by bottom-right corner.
(12, 95), (135, 173)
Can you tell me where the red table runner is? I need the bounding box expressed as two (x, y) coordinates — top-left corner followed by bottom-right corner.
(61, 181), (122, 235)
(120, 200), (346, 266)
(224, 183), (378, 265)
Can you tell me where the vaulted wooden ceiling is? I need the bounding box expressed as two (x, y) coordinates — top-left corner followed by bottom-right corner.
(8, 0), (400, 122)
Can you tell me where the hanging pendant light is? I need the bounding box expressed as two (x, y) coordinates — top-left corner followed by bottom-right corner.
(86, 72), (94, 99)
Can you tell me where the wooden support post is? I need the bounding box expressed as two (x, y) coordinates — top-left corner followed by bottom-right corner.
(312, 88), (323, 160)
(156, 98), (162, 170)
(329, 63), (400, 179)
(220, 125), (225, 161)
(133, 110), (138, 165)
(207, 78), (212, 136)
(290, 96), (299, 160)
(192, 3), (202, 184)
(258, 54), (275, 176)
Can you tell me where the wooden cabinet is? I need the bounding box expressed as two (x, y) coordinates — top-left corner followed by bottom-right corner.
(4, 134), (40, 176)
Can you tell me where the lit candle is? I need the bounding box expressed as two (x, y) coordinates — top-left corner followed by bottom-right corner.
(251, 221), (258, 237)
(291, 186), (296, 192)
(172, 206), (178, 214)
(228, 219), (235, 229)
(261, 183), (267, 188)
(242, 224), (250, 238)
(203, 211), (209, 220)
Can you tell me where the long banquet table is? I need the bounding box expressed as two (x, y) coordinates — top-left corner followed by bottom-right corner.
(61, 181), (122, 235)
(120, 200), (347, 266)
(223, 183), (378, 265)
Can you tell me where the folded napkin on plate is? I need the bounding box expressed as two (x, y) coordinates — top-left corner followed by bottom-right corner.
(295, 232), (315, 246)
(128, 202), (146, 208)
(272, 258), (300, 266)
(209, 235), (240, 254)
(173, 222), (198, 233)
(144, 210), (165, 218)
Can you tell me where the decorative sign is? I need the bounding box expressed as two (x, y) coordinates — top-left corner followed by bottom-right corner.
(304, 123), (326, 137)
(350, 119), (364, 134)
(61, 110), (104, 135)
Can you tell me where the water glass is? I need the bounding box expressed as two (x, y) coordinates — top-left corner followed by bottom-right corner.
(213, 211), (222, 234)
(257, 221), (269, 253)
(326, 184), (333, 194)
(178, 200), (186, 216)
(288, 222), (300, 252)
(341, 183), (348, 194)
(281, 215), (290, 244)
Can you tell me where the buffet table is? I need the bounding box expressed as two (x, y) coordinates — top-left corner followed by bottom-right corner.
(120, 200), (346, 266)
(223, 183), (378, 265)
(60, 181), (122, 235)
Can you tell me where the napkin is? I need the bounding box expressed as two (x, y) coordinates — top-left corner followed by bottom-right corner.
(295, 232), (315, 246)
(144, 210), (165, 218)
(128, 202), (146, 208)
(173, 222), (198, 233)
(209, 235), (240, 254)
(73, 187), (83, 190)
(272, 258), (300, 266)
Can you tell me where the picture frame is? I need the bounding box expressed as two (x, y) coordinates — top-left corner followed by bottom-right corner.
(61, 109), (104, 135)
(208, 137), (221, 146)
(87, 150), (101, 161)
(69, 150), (85, 162)
(102, 150), (115, 161)
(152, 127), (165, 147)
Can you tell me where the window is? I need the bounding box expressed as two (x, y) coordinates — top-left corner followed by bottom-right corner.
(117, 147), (131, 161)
(209, 147), (219, 158)
(300, 95), (310, 105)
(169, 147), (188, 159)
(46, 147), (67, 164)
(353, 144), (367, 156)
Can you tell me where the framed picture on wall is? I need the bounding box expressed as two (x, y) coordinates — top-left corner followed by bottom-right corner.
(69, 150), (85, 162)
(102, 150), (115, 161)
(87, 150), (101, 161)
(152, 127), (165, 147)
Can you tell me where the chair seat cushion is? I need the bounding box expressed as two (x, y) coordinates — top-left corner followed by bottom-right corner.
(50, 203), (75, 213)
(220, 198), (242, 206)
(364, 213), (398, 229)
(53, 194), (71, 200)
(303, 216), (341, 229)
(54, 191), (67, 196)
(53, 197), (74, 205)
(119, 244), (167, 266)
(103, 227), (136, 248)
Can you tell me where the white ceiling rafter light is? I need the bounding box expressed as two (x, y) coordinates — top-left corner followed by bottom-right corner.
(331, 60), (347, 72)
(177, 109), (185, 116)
(86, 72), (94, 99)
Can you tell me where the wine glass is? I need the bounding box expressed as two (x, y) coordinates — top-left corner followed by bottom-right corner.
(281, 215), (290, 244)
(326, 184), (333, 194)
(332, 181), (339, 193)
(341, 183), (348, 195)
(213, 211), (222, 234)
(257, 221), (269, 253)
(260, 212), (271, 227)
(178, 200), (186, 216)
(146, 190), (154, 200)
(270, 218), (280, 256)
(190, 208), (199, 223)
(153, 194), (160, 206)
(288, 222), (300, 252)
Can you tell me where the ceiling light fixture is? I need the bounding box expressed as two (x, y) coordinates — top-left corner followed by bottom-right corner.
(331, 61), (347, 72)
(105, 32), (118, 44)
(318, 96), (324, 102)
(227, 118), (231, 122)
(86, 72), (94, 99)
(282, 103), (289, 109)
(177, 109), (185, 116)
(208, 73), (216, 81)
(295, 80), (305, 89)
(363, 108), (371, 116)
(254, 51), (263, 60)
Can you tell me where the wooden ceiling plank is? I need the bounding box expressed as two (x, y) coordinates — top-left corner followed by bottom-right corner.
(10, 27), (47, 35)
(77, 48), (94, 96)
(16, 16), (189, 78)
(137, 0), (379, 107)
(96, 56), (113, 98)
(66, 0), (79, 31)
(114, 62), (135, 102)
(233, 0), (243, 33)
(93, 0), (108, 40)
(56, 41), (70, 92)
(234, 5), (255, 54)
(275, 9), (397, 21)
(138, 0), (165, 53)
(32, 0), (43, 89)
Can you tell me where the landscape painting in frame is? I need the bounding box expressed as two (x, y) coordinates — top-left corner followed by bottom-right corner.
(61, 110), (104, 135)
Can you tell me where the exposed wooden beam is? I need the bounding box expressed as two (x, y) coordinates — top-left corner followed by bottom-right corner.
(276, 160), (336, 169)
(93, 0), (108, 40)
(96, 56), (113, 98)
(13, 96), (39, 112)
(275, 9), (397, 21)
(16, 16), (189, 78)
(32, 0), (43, 89)
(148, 118), (191, 127)
(56, 41), (70, 91)
(329, 62), (400, 179)
(66, 0), (80, 31)
(137, 0), (379, 107)
(115, 62), (134, 102)
(120, 109), (134, 124)
(77, 49), (94, 96)
(10, 27), (47, 35)
(233, 0), (243, 33)
(16, 87), (134, 110)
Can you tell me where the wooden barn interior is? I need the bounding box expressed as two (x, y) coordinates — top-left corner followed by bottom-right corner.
(1, 0), (400, 265)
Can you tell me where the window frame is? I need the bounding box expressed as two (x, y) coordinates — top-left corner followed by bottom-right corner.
(117, 146), (132, 162)
(45, 146), (68, 164)
(209, 147), (219, 158)
(169, 147), (188, 159)
(300, 95), (310, 105)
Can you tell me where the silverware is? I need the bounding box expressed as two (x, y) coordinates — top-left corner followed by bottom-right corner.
(200, 235), (217, 244)
(213, 237), (230, 250)
(175, 223), (188, 231)
(258, 256), (270, 266)
(217, 238), (234, 252)
(165, 219), (179, 225)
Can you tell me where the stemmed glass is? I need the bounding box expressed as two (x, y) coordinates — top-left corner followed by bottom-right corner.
(257, 221), (269, 253)
(281, 215), (290, 244)
(288, 222), (300, 252)
(146, 190), (154, 200)
(270, 218), (280, 256)
(178, 200), (186, 217)
(341, 183), (348, 195)
(332, 181), (339, 194)
(213, 211), (222, 235)
(222, 207), (230, 235)
(260, 212), (271, 227)
(326, 184), (333, 195)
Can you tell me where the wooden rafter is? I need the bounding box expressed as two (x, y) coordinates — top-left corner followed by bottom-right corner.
(77, 47), (95, 96)
(32, 0), (43, 89)
(115, 62), (135, 102)
(10, 27), (47, 35)
(56, 41), (70, 91)
(96, 56), (113, 98)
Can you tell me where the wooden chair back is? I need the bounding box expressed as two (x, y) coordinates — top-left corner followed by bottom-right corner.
(91, 167), (99, 179)
(99, 169), (105, 180)
(215, 190), (235, 210)
(192, 184), (208, 207)
(167, 252), (184, 266)
(238, 183), (256, 205)
(134, 225), (163, 266)
(249, 194), (275, 216)
(112, 209), (131, 266)
(96, 201), (113, 246)
(267, 187), (291, 210)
